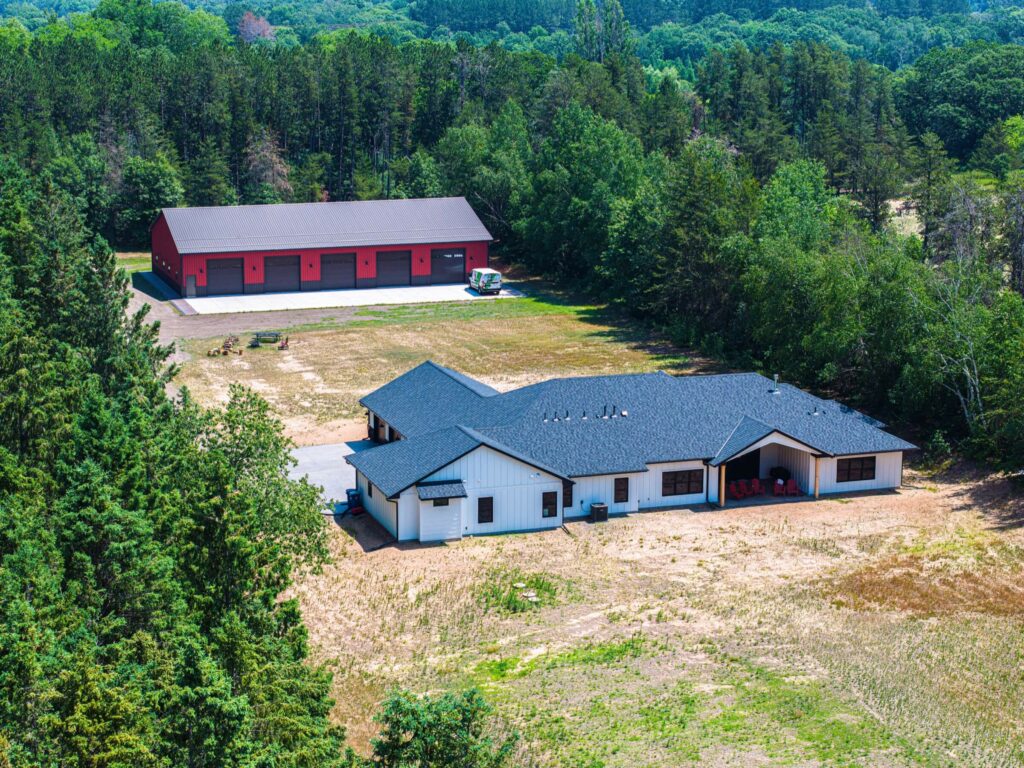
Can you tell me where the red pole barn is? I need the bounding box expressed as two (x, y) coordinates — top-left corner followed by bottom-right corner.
(150, 197), (492, 298)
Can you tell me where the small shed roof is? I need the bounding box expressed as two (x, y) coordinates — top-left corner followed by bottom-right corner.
(417, 481), (468, 500)
(160, 197), (492, 255)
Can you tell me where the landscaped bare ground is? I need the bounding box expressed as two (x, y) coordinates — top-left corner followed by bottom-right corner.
(289, 471), (1024, 767)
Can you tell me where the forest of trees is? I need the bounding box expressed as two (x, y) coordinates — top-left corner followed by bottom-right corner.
(3, 0), (1024, 763)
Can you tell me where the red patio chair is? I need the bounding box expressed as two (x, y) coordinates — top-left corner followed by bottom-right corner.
(773, 480), (785, 496)
(738, 479), (752, 497)
(785, 478), (801, 496)
(750, 478), (765, 495)
(728, 481), (745, 499)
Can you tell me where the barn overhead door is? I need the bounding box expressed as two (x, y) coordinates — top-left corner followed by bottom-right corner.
(264, 255), (301, 292)
(205, 258), (244, 295)
(376, 251), (411, 287)
(430, 249), (465, 284)
(320, 253), (356, 290)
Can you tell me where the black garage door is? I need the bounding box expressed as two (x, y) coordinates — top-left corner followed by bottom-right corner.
(264, 255), (301, 292)
(320, 253), (356, 290)
(430, 249), (466, 284)
(376, 251), (411, 287)
(206, 258), (244, 295)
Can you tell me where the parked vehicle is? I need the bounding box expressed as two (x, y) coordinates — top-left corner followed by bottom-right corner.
(469, 267), (502, 295)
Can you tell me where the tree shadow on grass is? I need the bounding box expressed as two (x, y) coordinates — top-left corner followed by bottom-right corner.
(933, 462), (1024, 531)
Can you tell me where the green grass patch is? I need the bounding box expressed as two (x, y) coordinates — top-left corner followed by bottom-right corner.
(544, 634), (648, 668)
(116, 252), (151, 273)
(476, 567), (561, 615)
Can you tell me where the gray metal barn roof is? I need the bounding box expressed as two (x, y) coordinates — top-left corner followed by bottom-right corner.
(160, 197), (493, 255)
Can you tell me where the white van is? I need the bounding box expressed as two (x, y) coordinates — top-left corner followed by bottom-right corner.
(469, 267), (502, 295)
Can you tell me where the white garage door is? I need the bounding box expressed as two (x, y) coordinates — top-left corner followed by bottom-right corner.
(419, 500), (462, 542)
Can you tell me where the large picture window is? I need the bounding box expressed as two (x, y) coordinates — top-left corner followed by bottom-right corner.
(836, 456), (876, 483)
(661, 470), (703, 497)
(541, 491), (558, 518)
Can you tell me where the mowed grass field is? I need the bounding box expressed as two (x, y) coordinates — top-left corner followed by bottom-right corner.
(174, 288), (1024, 767)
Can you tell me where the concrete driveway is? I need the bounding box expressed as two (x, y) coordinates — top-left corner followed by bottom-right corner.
(289, 439), (376, 510)
(178, 283), (524, 315)
(289, 442), (355, 508)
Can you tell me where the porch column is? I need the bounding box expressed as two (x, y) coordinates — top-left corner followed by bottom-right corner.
(814, 456), (820, 499)
(718, 464), (726, 508)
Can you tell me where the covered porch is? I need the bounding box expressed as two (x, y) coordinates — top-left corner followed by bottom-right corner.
(711, 425), (825, 508)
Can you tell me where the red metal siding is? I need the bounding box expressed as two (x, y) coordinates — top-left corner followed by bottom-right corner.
(411, 244), (432, 277)
(150, 214), (182, 292)
(357, 247), (377, 279)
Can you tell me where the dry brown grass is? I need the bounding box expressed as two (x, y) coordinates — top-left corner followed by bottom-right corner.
(176, 305), (707, 445)
(289, 471), (1024, 766)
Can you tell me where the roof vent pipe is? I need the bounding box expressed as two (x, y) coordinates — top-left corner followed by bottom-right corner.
(582, 410), (588, 420)
(611, 405), (618, 418)
(542, 412), (548, 422)
(772, 374), (780, 394)
(602, 405), (609, 419)
(564, 409), (570, 421)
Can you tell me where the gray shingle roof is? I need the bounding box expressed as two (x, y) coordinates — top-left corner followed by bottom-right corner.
(417, 481), (467, 500)
(353, 364), (917, 494)
(161, 197), (492, 255)
(360, 361), (498, 438)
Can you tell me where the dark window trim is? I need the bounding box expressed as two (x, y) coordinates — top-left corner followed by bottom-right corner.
(432, 498), (449, 507)
(836, 456), (876, 483)
(614, 477), (629, 503)
(541, 491), (558, 518)
(478, 496), (494, 524)
(661, 469), (703, 497)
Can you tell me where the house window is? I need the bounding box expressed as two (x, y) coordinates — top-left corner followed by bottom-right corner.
(367, 482), (373, 498)
(478, 497), (494, 524)
(837, 456), (876, 482)
(432, 498), (449, 507)
(562, 480), (573, 508)
(614, 477), (629, 503)
(542, 491), (557, 518)
(661, 470), (703, 496)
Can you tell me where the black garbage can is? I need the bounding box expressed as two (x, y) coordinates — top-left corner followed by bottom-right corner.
(590, 502), (608, 522)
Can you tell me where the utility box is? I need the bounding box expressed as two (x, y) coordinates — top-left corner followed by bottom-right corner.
(590, 502), (608, 522)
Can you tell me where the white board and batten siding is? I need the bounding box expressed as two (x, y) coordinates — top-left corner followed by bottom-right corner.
(420, 445), (564, 538)
(569, 472), (643, 518)
(418, 498), (462, 542)
(818, 451), (903, 495)
(355, 470), (397, 538)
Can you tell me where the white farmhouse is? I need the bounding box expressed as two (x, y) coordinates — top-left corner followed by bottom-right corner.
(347, 362), (916, 543)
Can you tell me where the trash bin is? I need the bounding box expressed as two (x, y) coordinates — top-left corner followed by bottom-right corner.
(590, 502), (608, 522)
